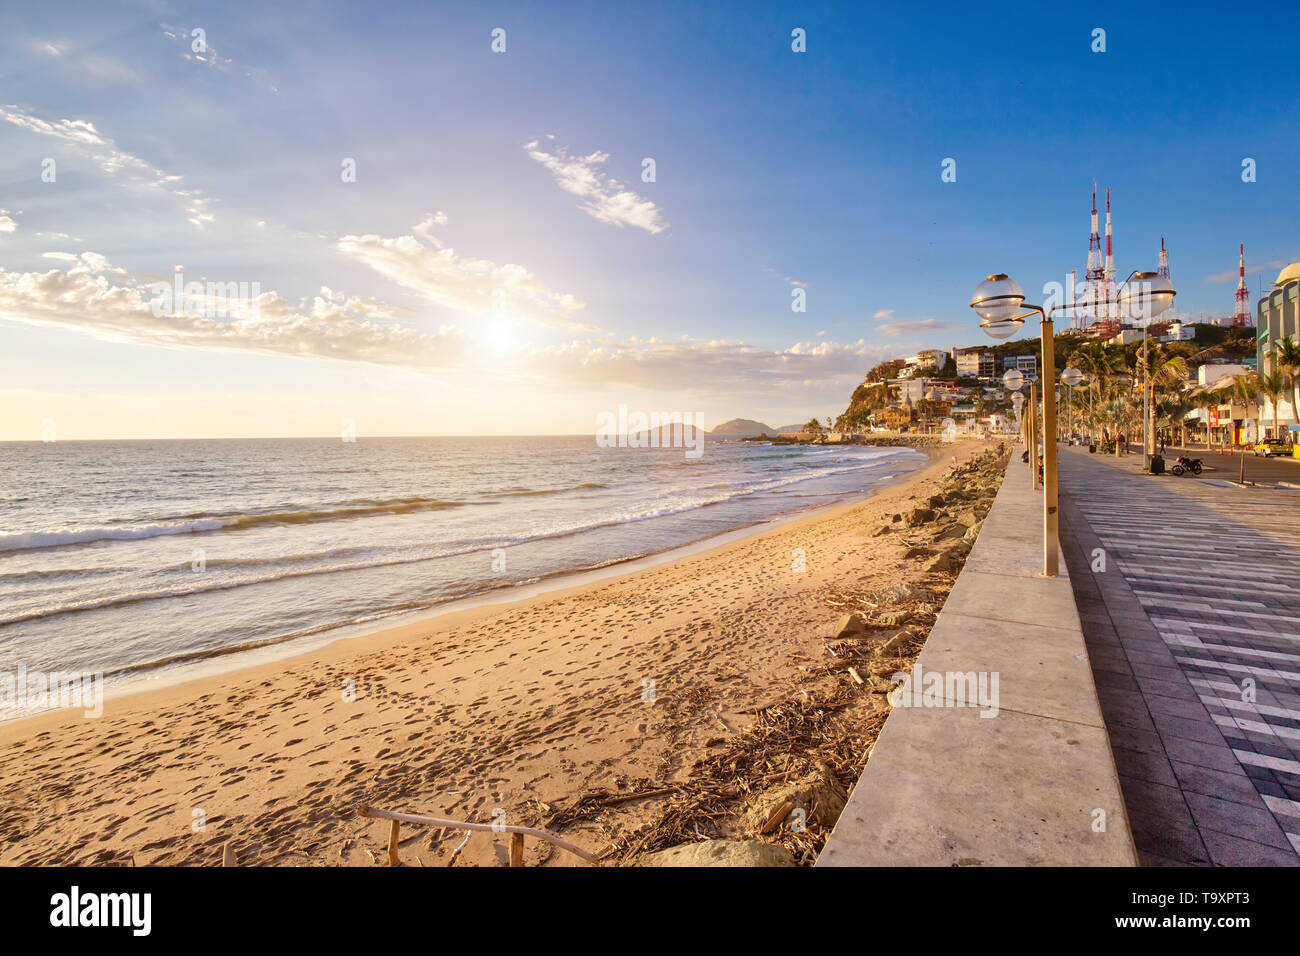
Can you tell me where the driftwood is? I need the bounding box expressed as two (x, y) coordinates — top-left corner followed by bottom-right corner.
(358, 806), (598, 866)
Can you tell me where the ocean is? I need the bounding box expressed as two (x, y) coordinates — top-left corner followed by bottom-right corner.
(0, 436), (927, 712)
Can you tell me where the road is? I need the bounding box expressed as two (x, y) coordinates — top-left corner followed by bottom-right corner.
(1076, 443), (1300, 486)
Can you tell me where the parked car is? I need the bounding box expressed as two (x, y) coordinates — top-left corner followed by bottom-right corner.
(1253, 439), (1293, 457)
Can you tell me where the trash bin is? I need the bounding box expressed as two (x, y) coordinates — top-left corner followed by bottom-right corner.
(1088, 444), (1096, 454)
(1149, 454), (1165, 475)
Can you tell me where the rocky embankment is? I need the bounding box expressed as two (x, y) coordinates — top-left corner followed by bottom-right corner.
(858, 434), (943, 448)
(631, 445), (1010, 867)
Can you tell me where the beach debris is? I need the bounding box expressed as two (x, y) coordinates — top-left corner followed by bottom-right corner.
(358, 805), (598, 867)
(846, 666), (864, 685)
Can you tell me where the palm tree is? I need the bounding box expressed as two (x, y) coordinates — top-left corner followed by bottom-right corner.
(1156, 392), (1197, 451)
(1227, 372), (1263, 449)
(1188, 384), (1222, 448)
(1257, 367), (1289, 441)
(1274, 336), (1300, 435)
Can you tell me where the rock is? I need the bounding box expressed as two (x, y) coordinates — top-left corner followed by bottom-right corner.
(878, 610), (910, 627)
(876, 629), (912, 656)
(963, 521), (983, 543)
(867, 675), (896, 694)
(927, 494), (946, 508)
(891, 513), (902, 523)
(933, 523), (965, 541)
(904, 545), (933, 559)
(924, 551), (955, 572)
(743, 767), (849, 832)
(872, 524), (891, 537)
(834, 612), (866, 638)
(636, 839), (796, 867)
(904, 506), (935, 526)
(955, 510), (980, 527)
(877, 583), (922, 604)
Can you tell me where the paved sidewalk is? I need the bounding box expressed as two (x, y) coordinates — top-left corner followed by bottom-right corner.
(1058, 447), (1300, 866)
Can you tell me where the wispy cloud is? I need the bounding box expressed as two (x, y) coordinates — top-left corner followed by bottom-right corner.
(160, 23), (279, 94)
(525, 136), (667, 235)
(873, 309), (895, 320)
(0, 209), (15, 234)
(875, 317), (951, 336)
(0, 105), (215, 227)
(1206, 259), (1292, 283)
(337, 218), (594, 332)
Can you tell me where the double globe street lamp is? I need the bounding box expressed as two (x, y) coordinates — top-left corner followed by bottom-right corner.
(969, 271), (1175, 577)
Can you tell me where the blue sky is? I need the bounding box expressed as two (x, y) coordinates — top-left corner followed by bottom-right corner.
(2, 0), (1297, 438)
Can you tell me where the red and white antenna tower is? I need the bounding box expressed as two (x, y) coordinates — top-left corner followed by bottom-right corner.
(1233, 243), (1250, 326)
(1103, 188), (1116, 319)
(1084, 182), (1104, 329)
(1158, 237), (1170, 280)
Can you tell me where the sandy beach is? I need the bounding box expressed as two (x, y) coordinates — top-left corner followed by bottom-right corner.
(0, 439), (995, 867)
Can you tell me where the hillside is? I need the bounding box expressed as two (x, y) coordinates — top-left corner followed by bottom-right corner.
(708, 418), (778, 437)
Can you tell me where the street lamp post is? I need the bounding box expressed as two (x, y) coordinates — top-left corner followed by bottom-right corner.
(1116, 271), (1177, 471)
(1062, 367), (1084, 446)
(970, 274), (1063, 576)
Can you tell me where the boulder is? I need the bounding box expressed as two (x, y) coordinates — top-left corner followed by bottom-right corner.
(924, 551), (956, 572)
(834, 612), (866, 638)
(742, 767), (849, 833)
(876, 629), (912, 657)
(904, 506), (935, 526)
(877, 583), (922, 604)
(877, 610), (910, 627)
(904, 545), (934, 559)
(636, 839), (796, 867)
(955, 510), (980, 527)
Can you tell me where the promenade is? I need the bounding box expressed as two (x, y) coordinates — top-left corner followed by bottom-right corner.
(1058, 446), (1300, 865)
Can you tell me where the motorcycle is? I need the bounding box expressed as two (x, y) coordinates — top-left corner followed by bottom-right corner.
(1170, 455), (1203, 477)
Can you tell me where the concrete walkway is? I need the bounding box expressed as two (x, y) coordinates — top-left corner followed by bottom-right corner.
(819, 453), (1135, 866)
(1058, 446), (1300, 865)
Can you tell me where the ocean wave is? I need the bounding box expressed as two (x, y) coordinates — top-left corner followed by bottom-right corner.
(0, 498), (471, 553)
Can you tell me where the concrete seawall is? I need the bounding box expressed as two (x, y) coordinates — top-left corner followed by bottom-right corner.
(818, 454), (1137, 866)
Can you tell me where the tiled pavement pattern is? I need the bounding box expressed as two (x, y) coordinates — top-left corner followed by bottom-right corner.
(1057, 448), (1300, 866)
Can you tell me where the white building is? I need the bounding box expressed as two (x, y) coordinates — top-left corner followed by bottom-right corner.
(1158, 322), (1196, 342)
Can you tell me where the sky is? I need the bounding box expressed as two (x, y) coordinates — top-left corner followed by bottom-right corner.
(2, 0), (1298, 439)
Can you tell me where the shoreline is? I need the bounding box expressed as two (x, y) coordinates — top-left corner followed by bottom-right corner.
(2, 444), (940, 722)
(0, 439), (989, 866)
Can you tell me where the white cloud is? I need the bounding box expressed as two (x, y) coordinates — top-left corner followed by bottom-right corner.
(873, 309), (895, 320)
(786, 277), (807, 287)
(0, 215), (15, 234)
(876, 318), (952, 336)
(0, 105), (214, 227)
(522, 336), (895, 393)
(337, 223), (594, 332)
(0, 254), (471, 368)
(525, 138), (667, 235)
